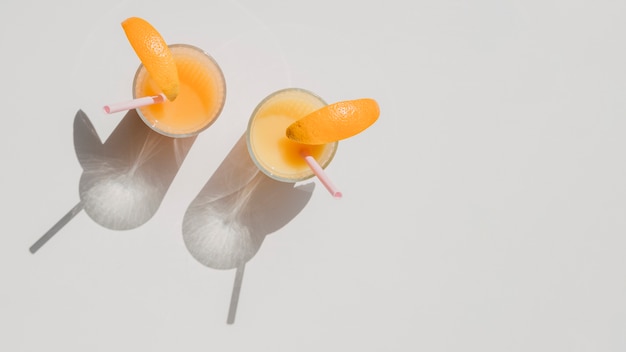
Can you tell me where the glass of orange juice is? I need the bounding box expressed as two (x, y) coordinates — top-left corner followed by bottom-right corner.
(246, 88), (338, 182)
(133, 44), (226, 138)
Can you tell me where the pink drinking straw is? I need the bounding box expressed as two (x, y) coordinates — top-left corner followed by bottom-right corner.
(103, 93), (166, 114)
(302, 154), (342, 199)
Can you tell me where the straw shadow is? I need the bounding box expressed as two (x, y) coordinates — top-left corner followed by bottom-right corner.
(182, 134), (315, 323)
(30, 109), (196, 253)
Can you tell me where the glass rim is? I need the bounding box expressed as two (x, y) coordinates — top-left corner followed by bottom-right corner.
(245, 87), (339, 183)
(132, 43), (227, 138)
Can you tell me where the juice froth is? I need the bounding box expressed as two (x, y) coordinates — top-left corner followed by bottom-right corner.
(246, 88), (338, 182)
(133, 44), (226, 137)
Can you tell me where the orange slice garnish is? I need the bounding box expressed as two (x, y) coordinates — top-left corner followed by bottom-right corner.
(285, 98), (379, 145)
(122, 17), (179, 101)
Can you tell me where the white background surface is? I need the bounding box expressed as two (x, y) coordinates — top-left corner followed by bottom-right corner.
(2, 0), (626, 351)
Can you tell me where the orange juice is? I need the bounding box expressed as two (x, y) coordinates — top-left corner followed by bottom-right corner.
(133, 44), (226, 137)
(246, 88), (338, 182)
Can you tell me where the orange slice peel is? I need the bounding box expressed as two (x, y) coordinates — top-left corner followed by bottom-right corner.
(122, 17), (179, 101)
(285, 98), (380, 145)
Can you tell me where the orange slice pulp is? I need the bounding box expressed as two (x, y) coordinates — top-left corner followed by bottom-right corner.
(285, 98), (379, 145)
(122, 17), (179, 101)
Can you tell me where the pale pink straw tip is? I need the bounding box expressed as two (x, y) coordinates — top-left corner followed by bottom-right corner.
(302, 154), (342, 199)
(103, 93), (166, 114)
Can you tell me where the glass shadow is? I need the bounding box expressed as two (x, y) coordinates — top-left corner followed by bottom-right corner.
(30, 109), (196, 253)
(182, 134), (315, 323)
